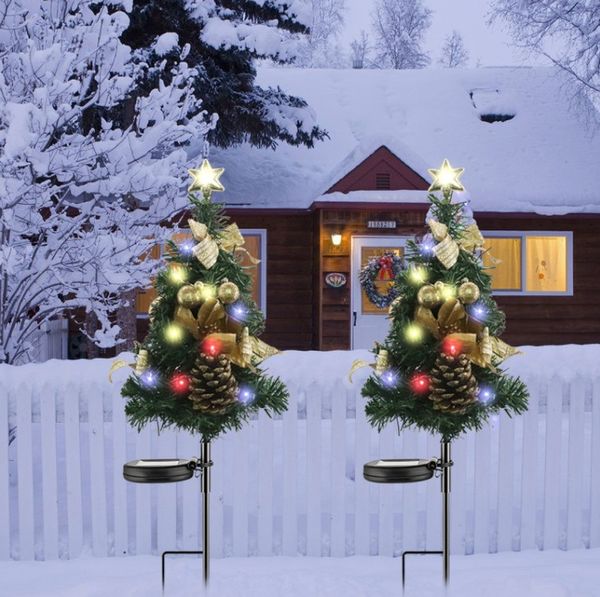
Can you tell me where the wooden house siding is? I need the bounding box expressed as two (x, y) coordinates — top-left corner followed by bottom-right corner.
(315, 205), (428, 350)
(226, 209), (315, 350)
(477, 213), (600, 346)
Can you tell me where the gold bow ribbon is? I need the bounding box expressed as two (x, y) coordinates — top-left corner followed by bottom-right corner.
(414, 297), (519, 369)
(348, 347), (389, 382)
(173, 294), (276, 368)
(108, 349), (149, 382)
(219, 223), (260, 265)
(460, 223), (485, 252)
(428, 220), (486, 269)
(189, 218), (219, 269)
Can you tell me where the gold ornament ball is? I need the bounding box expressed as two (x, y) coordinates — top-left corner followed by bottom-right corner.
(177, 284), (202, 308)
(458, 281), (480, 304)
(218, 281), (240, 304)
(417, 284), (440, 308)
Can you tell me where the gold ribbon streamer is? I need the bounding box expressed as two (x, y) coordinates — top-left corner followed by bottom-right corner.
(428, 220), (486, 269)
(219, 223), (261, 265)
(460, 223), (485, 252)
(348, 348), (389, 382)
(108, 359), (134, 383)
(188, 218), (219, 269)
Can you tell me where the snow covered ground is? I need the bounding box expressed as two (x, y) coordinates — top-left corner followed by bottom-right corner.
(1, 548), (599, 597)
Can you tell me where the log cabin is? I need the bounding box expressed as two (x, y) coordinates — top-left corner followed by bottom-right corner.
(73, 66), (600, 357)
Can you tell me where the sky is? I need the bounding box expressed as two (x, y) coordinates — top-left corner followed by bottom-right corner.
(341, 0), (548, 67)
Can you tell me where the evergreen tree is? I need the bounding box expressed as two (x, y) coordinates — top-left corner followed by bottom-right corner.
(120, 161), (288, 440)
(118, 0), (328, 149)
(360, 160), (528, 441)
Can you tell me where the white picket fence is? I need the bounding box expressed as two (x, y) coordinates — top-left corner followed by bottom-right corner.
(1, 359), (600, 561)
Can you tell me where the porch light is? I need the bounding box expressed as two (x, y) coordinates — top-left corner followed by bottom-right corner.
(331, 232), (342, 246)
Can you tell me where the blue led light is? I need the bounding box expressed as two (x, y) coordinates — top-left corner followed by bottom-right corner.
(238, 385), (255, 405)
(380, 369), (400, 388)
(139, 369), (159, 388)
(469, 301), (488, 322)
(179, 240), (195, 256)
(229, 301), (248, 322)
(479, 385), (496, 405)
(419, 239), (436, 257)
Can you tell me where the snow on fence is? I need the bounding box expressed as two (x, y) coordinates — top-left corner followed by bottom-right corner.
(1, 349), (600, 561)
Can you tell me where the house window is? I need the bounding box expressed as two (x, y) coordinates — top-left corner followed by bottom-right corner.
(482, 231), (573, 296)
(136, 228), (267, 316)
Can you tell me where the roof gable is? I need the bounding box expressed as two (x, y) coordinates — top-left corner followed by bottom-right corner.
(210, 67), (600, 214)
(325, 146), (429, 193)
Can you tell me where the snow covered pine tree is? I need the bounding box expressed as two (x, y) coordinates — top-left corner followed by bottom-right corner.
(119, 161), (288, 440)
(119, 0), (328, 148)
(360, 160), (528, 442)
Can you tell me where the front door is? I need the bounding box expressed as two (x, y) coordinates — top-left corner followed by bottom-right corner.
(351, 236), (411, 350)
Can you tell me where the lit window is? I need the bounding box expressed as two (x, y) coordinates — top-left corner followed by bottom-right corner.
(237, 229), (267, 315)
(136, 229), (267, 316)
(483, 237), (521, 291)
(482, 231), (572, 296)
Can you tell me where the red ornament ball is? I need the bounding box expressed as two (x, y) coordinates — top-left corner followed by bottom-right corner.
(442, 337), (463, 357)
(170, 373), (191, 394)
(410, 373), (431, 395)
(201, 337), (222, 357)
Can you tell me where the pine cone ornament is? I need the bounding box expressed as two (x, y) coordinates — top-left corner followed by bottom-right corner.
(429, 353), (478, 415)
(189, 352), (239, 414)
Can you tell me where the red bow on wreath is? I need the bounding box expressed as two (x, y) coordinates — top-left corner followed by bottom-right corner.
(377, 255), (395, 281)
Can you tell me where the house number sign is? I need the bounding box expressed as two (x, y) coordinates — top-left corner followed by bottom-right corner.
(367, 220), (397, 229)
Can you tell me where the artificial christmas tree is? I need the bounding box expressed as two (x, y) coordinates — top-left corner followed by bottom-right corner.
(360, 159), (528, 441)
(118, 159), (288, 440)
(358, 159), (528, 586)
(115, 158), (288, 585)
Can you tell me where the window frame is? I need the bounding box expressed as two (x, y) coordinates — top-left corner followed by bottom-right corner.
(239, 228), (268, 316)
(482, 230), (573, 297)
(136, 228), (268, 318)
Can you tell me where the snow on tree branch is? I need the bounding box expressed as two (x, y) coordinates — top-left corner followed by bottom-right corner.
(371, 0), (432, 69)
(0, 0), (215, 364)
(489, 0), (600, 109)
(438, 30), (469, 68)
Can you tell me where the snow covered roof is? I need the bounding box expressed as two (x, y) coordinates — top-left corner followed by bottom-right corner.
(211, 67), (600, 215)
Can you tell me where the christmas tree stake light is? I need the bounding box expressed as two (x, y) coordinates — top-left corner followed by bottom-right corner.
(169, 372), (191, 394)
(199, 283), (216, 301)
(409, 265), (429, 285)
(468, 302), (488, 322)
(479, 385), (496, 405)
(442, 337), (463, 357)
(380, 369), (400, 388)
(202, 337), (222, 357)
(139, 369), (159, 389)
(164, 323), (185, 344)
(238, 385), (255, 405)
(168, 264), (188, 285)
(404, 323), (424, 344)
(439, 284), (456, 301)
(409, 372), (431, 395)
(419, 239), (436, 257)
(228, 301), (248, 322)
(179, 240), (195, 256)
